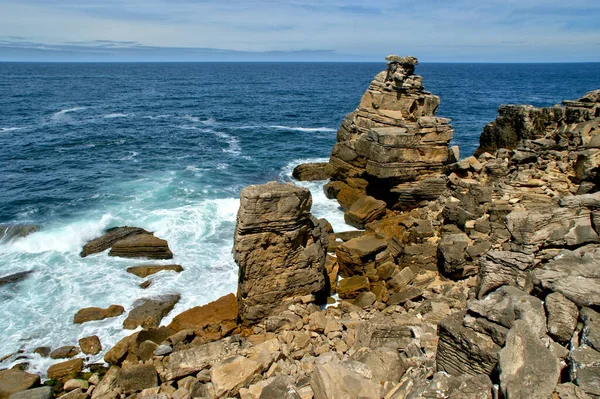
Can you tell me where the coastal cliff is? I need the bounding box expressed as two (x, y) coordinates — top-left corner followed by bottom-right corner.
(2, 57), (600, 399)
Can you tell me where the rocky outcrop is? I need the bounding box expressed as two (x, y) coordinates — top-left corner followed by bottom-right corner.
(73, 304), (125, 324)
(0, 370), (40, 399)
(80, 226), (151, 257)
(168, 293), (238, 340)
(233, 182), (327, 325)
(0, 271), (34, 287)
(0, 224), (39, 242)
(292, 162), (330, 181)
(123, 294), (180, 330)
(126, 264), (183, 278)
(109, 234), (173, 260)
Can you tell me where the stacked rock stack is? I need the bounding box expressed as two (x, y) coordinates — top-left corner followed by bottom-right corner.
(325, 55), (455, 214)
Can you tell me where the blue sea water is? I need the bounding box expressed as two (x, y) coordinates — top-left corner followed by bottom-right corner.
(0, 62), (599, 373)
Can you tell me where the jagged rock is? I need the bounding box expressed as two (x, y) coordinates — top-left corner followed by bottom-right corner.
(310, 361), (382, 399)
(109, 234), (173, 259)
(335, 235), (386, 277)
(477, 250), (535, 298)
(401, 372), (493, 399)
(234, 182), (327, 326)
(467, 286), (547, 338)
(123, 294), (180, 330)
(0, 370), (40, 399)
(353, 322), (414, 351)
(436, 311), (500, 377)
(545, 293), (579, 343)
(353, 291), (376, 308)
(570, 346), (600, 397)
(258, 376), (302, 399)
(47, 358), (83, 380)
(73, 305), (125, 324)
(555, 383), (593, 399)
(63, 379), (88, 392)
(161, 336), (242, 381)
(581, 308), (600, 351)
(126, 264), (183, 278)
(210, 356), (263, 398)
(8, 387), (52, 399)
(499, 320), (560, 399)
(351, 347), (405, 383)
(0, 224), (39, 242)
(117, 364), (158, 394)
(344, 196), (386, 229)
(50, 346), (80, 359)
(0, 271), (34, 287)
(79, 335), (102, 355)
(81, 226), (151, 257)
(337, 276), (370, 299)
(168, 293), (238, 338)
(437, 232), (471, 277)
(292, 163), (330, 181)
(532, 245), (600, 307)
(91, 366), (119, 399)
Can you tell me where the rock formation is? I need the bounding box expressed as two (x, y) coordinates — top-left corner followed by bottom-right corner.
(233, 182), (328, 325)
(80, 226), (173, 259)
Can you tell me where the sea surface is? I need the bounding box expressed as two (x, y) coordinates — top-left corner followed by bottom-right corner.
(0, 62), (599, 373)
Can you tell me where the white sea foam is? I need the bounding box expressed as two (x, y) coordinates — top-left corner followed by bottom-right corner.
(120, 151), (139, 161)
(50, 107), (87, 121)
(144, 114), (172, 120)
(268, 125), (336, 133)
(0, 127), (25, 133)
(104, 113), (129, 119)
(213, 131), (241, 155)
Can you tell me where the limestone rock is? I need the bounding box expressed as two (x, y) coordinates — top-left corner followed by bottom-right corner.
(581, 308), (600, 351)
(437, 232), (471, 277)
(47, 358), (83, 380)
(344, 196), (386, 229)
(258, 376), (301, 399)
(7, 387), (51, 399)
(400, 372), (493, 399)
(91, 366), (119, 399)
(351, 347), (405, 383)
(532, 245), (600, 307)
(73, 304), (125, 324)
(123, 294), (180, 330)
(477, 250), (535, 298)
(234, 182), (327, 325)
(109, 233), (173, 260)
(570, 346), (600, 397)
(545, 292), (579, 343)
(210, 356), (263, 398)
(79, 335), (102, 355)
(337, 276), (370, 299)
(310, 362), (382, 399)
(126, 264), (183, 278)
(49, 346), (80, 359)
(499, 320), (560, 399)
(81, 226), (151, 257)
(168, 293), (238, 337)
(63, 379), (89, 392)
(555, 383), (593, 399)
(0, 370), (40, 399)
(292, 163), (330, 181)
(117, 364), (158, 394)
(335, 235), (386, 277)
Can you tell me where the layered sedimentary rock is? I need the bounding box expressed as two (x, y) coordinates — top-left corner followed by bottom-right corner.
(233, 182), (327, 325)
(326, 55), (454, 210)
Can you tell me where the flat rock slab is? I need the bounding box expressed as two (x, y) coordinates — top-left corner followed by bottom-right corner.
(109, 234), (173, 260)
(310, 361), (382, 399)
(123, 294), (180, 330)
(80, 226), (151, 257)
(126, 264), (183, 278)
(47, 358), (83, 380)
(0, 271), (34, 287)
(168, 293), (238, 333)
(344, 195), (386, 229)
(210, 356), (263, 397)
(73, 304), (125, 324)
(117, 364), (158, 394)
(0, 370), (40, 399)
(8, 387), (52, 399)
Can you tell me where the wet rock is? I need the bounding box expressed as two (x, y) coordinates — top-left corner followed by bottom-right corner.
(123, 294), (180, 330)
(344, 196), (386, 229)
(73, 304), (125, 324)
(168, 293), (238, 338)
(50, 346), (80, 359)
(109, 233), (173, 260)
(234, 182), (327, 326)
(532, 245), (600, 307)
(117, 364), (158, 394)
(210, 356), (263, 398)
(499, 320), (560, 399)
(79, 335), (102, 355)
(292, 162), (330, 181)
(545, 292), (579, 343)
(0, 271), (34, 287)
(47, 358), (83, 380)
(7, 387), (52, 399)
(570, 346), (600, 397)
(0, 370), (40, 399)
(81, 226), (151, 257)
(126, 264), (183, 278)
(310, 361), (382, 399)
(0, 224), (39, 242)
(33, 347), (50, 358)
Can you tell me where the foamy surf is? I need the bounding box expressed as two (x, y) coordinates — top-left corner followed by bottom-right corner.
(268, 125), (336, 133)
(50, 107), (87, 121)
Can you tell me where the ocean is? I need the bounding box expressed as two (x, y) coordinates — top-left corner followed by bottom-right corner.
(0, 62), (599, 373)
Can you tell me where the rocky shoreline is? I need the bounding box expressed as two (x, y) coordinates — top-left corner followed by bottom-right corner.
(1, 55), (599, 399)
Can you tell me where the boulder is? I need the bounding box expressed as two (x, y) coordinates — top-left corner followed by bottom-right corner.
(234, 182), (327, 326)
(545, 292), (579, 343)
(0, 271), (34, 287)
(437, 232), (471, 277)
(109, 234), (173, 260)
(337, 276), (370, 299)
(532, 245), (600, 307)
(73, 305), (125, 324)
(310, 362), (382, 399)
(7, 387), (52, 399)
(258, 376), (302, 399)
(210, 356), (263, 398)
(292, 162), (330, 181)
(399, 372), (493, 399)
(0, 370), (40, 399)
(499, 320), (560, 399)
(117, 364), (158, 394)
(477, 250), (535, 298)
(351, 347), (405, 383)
(79, 335), (102, 355)
(168, 293), (238, 337)
(63, 379), (88, 392)
(555, 383), (593, 399)
(126, 264), (183, 278)
(570, 346), (600, 397)
(47, 358), (83, 380)
(81, 226), (151, 257)
(123, 294), (180, 330)
(343, 196), (386, 229)
(50, 346), (80, 359)
(335, 235), (387, 277)
(581, 308), (600, 351)
(90, 365), (119, 399)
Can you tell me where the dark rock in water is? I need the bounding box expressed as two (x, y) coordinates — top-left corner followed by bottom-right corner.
(109, 234), (173, 260)
(0, 369), (40, 399)
(123, 294), (181, 330)
(0, 224), (39, 242)
(49, 346), (80, 359)
(126, 264), (183, 278)
(292, 162), (330, 181)
(33, 347), (50, 358)
(73, 304), (125, 324)
(0, 271), (34, 287)
(79, 335), (102, 355)
(80, 226), (151, 257)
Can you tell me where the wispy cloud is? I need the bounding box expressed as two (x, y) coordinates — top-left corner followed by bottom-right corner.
(0, 0), (598, 61)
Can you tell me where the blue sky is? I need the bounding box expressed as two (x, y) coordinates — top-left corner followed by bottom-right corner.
(0, 0), (599, 62)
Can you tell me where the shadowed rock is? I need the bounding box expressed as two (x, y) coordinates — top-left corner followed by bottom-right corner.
(0, 271), (34, 287)
(123, 295), (180, 330)
(80, 226), (151, 257)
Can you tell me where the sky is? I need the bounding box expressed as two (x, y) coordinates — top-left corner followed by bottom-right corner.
(0, 0), (599, 62)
